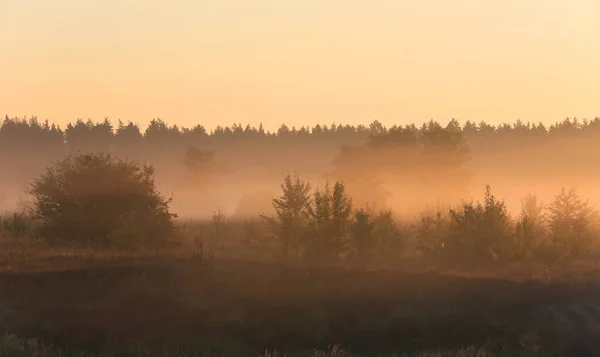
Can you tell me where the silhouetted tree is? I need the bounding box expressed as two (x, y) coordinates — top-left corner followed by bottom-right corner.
(306, 181), (352, 263)
(351, 209), (375, 264)
(183, 146), (217, 178)
(28, 153), (176, 248)
(372, 210), (404, 264)
(544, 188), (597, 260)
(415, 204), (450, 259)
(65, 118), (113, 153)
(262, 174), (311, 261)
(446, 186), (512, 264)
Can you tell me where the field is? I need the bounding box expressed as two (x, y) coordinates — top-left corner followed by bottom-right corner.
(3, 118), (600, 355)
(2, 245), (600, 357)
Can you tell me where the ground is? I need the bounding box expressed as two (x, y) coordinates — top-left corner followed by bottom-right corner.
(1, 248), (600, 356)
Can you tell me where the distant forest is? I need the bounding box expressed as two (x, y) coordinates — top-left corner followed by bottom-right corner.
(1, 115), (600, 213)
(3, 116), (600, 149)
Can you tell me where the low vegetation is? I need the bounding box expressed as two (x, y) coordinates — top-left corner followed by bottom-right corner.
(0, 332), (515, 357)
(3, 118), (600, 356)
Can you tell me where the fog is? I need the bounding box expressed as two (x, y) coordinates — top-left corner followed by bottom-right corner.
(1, 118), (599, 222)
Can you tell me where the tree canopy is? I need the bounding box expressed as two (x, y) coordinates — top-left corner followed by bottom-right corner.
(28, 153), (176, 248)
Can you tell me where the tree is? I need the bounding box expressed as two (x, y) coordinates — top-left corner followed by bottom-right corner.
(520, 194), (545, 227)
(446, 186), (512, 264)
(183, 146), (218, 180)
(65, 118), (113, 153)
(372, 210), (404, 264)
(513, 194), (545, 259)
(262, 174), (311, 260)
(351, 209), (375, 264)
(332, 120), (471, 213)
(415, 204), (449, 259)
(331, 181), (353, 257)
(207, 209), (227, 260)
(114, 120), (143, 154)
(513, 214), (537, 260)
(545, 187), (597, 260)
(306, 181), (353, 263)
(28, 153), (176, 248)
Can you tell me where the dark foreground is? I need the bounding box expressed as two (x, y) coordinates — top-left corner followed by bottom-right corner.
(1, 257), (600, 356)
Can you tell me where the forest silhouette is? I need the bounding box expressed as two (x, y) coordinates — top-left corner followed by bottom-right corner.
(1, 115), (600, 218)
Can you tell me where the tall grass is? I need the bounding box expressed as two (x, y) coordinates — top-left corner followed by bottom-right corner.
(0, 332), (523, 357)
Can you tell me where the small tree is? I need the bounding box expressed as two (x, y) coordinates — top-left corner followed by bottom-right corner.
(208, 209), (227, 260)
(446, 185), (512, 264)
(331, 181), (353, 258)
(521, 193), (545, 226)
(513, 214), (537, 260)
(351, 209), (375, 264)
(261, 174), (311, 261)
(373, 210), (404, 264)
(28, 153), (176, 248)
(243, 218), (276, 256)
(513, 194), (545, 260)
(183, 146), (218, 180)
(306, 181), (353, 263)
(545, 187), (597, 261)
(305, 183), (334, 262)
(415, 205), (449, 259)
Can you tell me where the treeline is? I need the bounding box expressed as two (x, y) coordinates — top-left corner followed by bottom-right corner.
(3, 115), (600, 216)
(2, 116), (600, 151)
(3, 116), (600, 174)
(3, 115), (600, 187)
(1, 150), (598, 267)
(242, 175), (599, 266)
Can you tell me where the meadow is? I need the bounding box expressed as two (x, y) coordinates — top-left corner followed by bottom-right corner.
(2, 117), (600, 356)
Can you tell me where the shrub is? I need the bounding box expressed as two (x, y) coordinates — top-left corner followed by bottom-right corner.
(0, 211), (35, 239)
(446, 186), (513, 264)
(415, 205), (450, 260)
(28, 152), (176, 248)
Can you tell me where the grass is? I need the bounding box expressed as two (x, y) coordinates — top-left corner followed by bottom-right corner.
(1, 229), (600, 356)
(1, 247), (599, 356)
(0, 332), (525, 357)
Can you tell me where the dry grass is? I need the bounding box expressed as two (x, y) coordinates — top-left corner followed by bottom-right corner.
(4, 235), (600, 283)
(0, 237), (191, 273)
(0, 332), (507, 357)
(2, 237), (600, 356)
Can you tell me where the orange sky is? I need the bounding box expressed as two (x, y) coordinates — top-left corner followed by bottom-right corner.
(1, 0), (599, 132)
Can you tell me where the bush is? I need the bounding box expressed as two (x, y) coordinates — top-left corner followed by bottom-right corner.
(28, 153), (176, 248)
(0, 212), (35, 239)
(446, 186), (513, 264)
(415, 205), (450, 260)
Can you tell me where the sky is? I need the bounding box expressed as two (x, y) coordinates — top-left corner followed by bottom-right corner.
(1, 0), (599, 132)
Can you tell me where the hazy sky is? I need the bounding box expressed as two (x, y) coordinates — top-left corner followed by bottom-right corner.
(1, 0), (599, 132)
